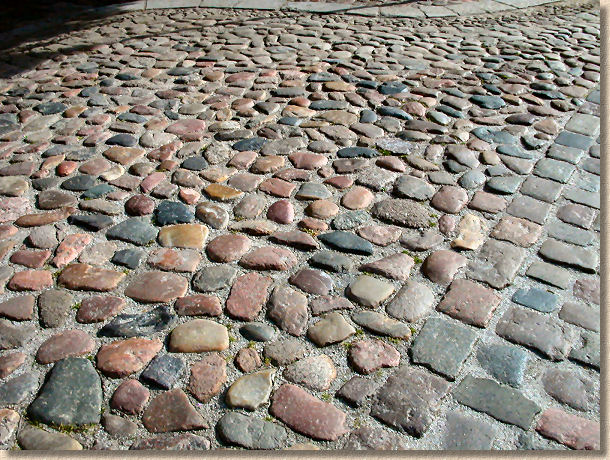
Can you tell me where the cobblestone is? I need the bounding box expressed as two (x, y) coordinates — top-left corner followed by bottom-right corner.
(0, 0), (600, 451)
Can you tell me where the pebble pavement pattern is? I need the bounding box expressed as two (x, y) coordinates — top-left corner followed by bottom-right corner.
(0, 0), (601, 451)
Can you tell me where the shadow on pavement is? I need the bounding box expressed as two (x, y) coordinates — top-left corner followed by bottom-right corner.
(0, 0), (421, 79)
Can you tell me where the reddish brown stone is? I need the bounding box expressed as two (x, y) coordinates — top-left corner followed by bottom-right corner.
(226, 272), (272, 321)
(324, 175), (354, 189)
(342, 186), (374, 210)
(536, 408), (600, 450)
(0, 351), (26, 378)
(0, 197), (31, 223)
(14, 207), (75, 227)
(270, 384), (348, 441)
(147, 248), (201, 273)
(490, 216), (542, 247)
(9, 249), (51, 268)
(268, 286), (308, 336)
(431, 186), (468, 214)
(267, 200), (294, 224)
(437, 279), (502, 327)
(35, 330), (95, 364)
(349, 339), (401, 374)
(96, 338), (162, 378)
(110, 379), (150, 415)
(469, 191), (507, 213)
(175, 295), (222, 317)
(0, 295), (35, 321)
(259, 178), (296, 198)
(573, 279), (600, 305)
(306, 200), (339, 219)
(239, 246), (297, 271)
(125, 194), (155, 216)
(76, 295), (126, 323)
(166, 119), (206, 141)
(422, 250), (467, 284)
(356, 225), (401, 246)
(59, 264), (126, 291)
(188, 353), (227, 403)
(289, 268), (334, 295)
(234, 347), (261, 373)
(124, 271), (188, 303)
(8, 270), (53, 291)
(206, 234), (251, 263)
(143, 389), (207, 433)
(52, 233), (93, 268)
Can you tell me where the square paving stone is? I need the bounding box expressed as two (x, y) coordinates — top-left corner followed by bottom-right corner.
(526, 261), (572, 289)
(520, 176), (563, 203)
(467, 239), (526, 289)
(371, 367), (450, 437)
(533, 158), (575, 184)
(476, 343), (528, 387)
(565, 114), (600, 137)
(547, 144), (585, 164)
(443, 411), (497, 450)
(453, 375), (540, 430)
(539, 239), (599, 273)
(569, 330), (600, 369)
(496, 307), (575, 360)
(512, 287), (558, 313)
(506, 195), (551, 225)
(548, 221), (595, 246)
(411, 317), (477, 380)
(564, 187), (600, 209)
(437, 279), (501, 328)
(555, 131), (595, 151)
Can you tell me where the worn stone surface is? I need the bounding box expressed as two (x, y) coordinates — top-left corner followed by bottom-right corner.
(270, 384), (348, 441)
(371, 367), (450, 437)
(0, 1), (600, 451)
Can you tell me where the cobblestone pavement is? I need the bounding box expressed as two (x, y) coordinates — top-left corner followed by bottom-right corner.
(0, 0), (601, 451)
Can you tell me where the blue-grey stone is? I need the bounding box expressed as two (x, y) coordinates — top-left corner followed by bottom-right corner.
(117, 112), (147, 123)
(378, 107), (412, 120)
(35, 102), (66, 115)
(240, 322), (276, 342)
(309, 100), (348, 110)
(28, 358), (102, 426)
(337, 147), (378, 158)
(496, 145), (535, 159)
(486, 176), (523, 194)
(359, 110), (377, 123)
(140, 354), (184, 390)
(233, 137), (266, 151)
(555, 131), (595, 151)
(82, 183), (116, 199)
(318, 231), (374, 255)
(332, 210), (370, 230)
(112, 248), (145, 269)
(469, 95), (505, 109)
(69, 214), (114, 231)
(476, 343), (528, 387)
(0, 372), (38, 405)
(99, 306), (176, 338)
(512, 287), (558, 313)
(181, 156), (208, 171)
(458, 170), (486, 189)
(378, 81), (408, 95)
(309, 250), (354, 273)
(106, 217), (158, 246)
(106, 134), (137, 147)
(155, 201), (195, 226)
(308, 72), (339, 82)
(61, 175), (97, 191)
(472, 127), (517, 145)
